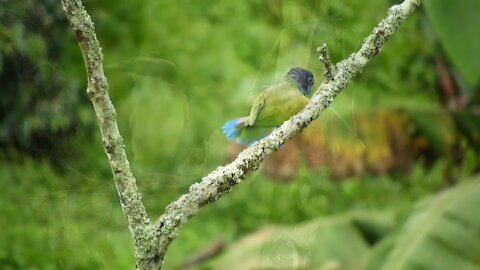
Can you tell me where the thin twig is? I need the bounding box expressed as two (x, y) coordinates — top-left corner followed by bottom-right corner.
(317, 43), (336, 81)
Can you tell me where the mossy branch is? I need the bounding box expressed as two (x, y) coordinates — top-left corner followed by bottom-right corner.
(317, 43), (336, 81)
(61, 0), (158, 269)
(61, 0), (421, 269)
(153, 0), (420, 263)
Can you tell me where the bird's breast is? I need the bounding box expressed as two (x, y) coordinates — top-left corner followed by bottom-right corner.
(253, 88), (309, 127)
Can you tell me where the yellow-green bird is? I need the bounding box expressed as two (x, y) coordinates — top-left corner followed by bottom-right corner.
(223, 67), (314, 145)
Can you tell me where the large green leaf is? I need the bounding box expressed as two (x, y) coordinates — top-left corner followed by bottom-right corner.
(210, 212), (394, 270)
(424, 0), (480, 86)
(368, 179), (480, 270)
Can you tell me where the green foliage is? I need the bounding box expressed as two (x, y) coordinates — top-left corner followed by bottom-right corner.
(421, 0), (480, 166)
(0, 0), (91, 160)
(424, 0), (480, 87)
(164, 161), (456, 269)
(211, 212), (392, 270)
(1, 0), (478, 268)
(0, 161), (134, 269)
(0, 158), (454, 269)
(367, 178), (480, 270)
(197, 176), (480, 270)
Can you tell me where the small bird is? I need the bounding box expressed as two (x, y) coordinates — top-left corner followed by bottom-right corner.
(223, 67), (314, 145)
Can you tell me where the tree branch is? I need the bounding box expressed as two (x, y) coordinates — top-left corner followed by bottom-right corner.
(317, 43), (336, 81)
(61, 0), (158, 268)
(154, 0), (421, 264)
(62, 0), (421, 268)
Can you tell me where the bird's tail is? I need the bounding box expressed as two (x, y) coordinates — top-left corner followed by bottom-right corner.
(222, 117), (247, 140)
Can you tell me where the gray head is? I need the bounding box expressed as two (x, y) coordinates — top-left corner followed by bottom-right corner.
(286, 67), (314, 96)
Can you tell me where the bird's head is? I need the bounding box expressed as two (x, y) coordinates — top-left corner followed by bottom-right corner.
(286, 67), (314, 96)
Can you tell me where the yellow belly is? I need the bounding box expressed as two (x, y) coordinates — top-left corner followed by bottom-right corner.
(254, 89), (309, 127)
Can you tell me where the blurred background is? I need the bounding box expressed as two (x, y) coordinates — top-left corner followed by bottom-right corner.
(1, 0), (479, 269)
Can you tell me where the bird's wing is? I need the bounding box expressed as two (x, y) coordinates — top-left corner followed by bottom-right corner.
(246, 91), (268, 126)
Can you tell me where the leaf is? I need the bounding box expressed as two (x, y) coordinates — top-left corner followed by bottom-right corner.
(424, 0), (480, 86)
(210, 212), (394, 270)
(451, 111), (480, 150)
(364, 235), (397, 270)
(371, 179), (480, 270)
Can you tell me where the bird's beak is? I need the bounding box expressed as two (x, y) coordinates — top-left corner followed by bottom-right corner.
(307, 85), (313, 96)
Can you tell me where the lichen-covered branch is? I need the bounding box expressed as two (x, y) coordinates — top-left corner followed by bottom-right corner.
(317, 43), (336, 81)
(61, 1), (157, 268)
(62, 0), (420, 268)
(154, 0), (421, 264)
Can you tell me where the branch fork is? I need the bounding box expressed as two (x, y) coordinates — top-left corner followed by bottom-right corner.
(61, 0), (421, 268)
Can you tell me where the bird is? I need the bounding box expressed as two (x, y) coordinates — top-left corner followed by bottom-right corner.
(222, 67), (314, 145)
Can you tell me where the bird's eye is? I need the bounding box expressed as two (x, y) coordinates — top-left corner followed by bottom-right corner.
(308, 77), (313, 84)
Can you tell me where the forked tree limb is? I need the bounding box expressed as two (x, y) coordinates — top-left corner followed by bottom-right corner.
(61, 0), (421, 269)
